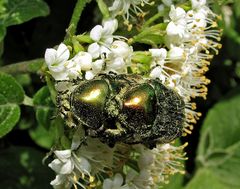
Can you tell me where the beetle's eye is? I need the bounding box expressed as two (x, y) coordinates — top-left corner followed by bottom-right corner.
(122, 84), (156, 127)
(71, 80), (109, 127)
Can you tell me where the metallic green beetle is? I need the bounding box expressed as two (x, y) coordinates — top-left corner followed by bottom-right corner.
(57, 74), (185, 148)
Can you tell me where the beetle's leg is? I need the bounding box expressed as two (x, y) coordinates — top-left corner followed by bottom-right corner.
(87, 124), (105, 137)
(104, 122), (127, 139)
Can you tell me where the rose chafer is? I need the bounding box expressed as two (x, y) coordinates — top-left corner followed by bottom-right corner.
(57, 73), (185, 148)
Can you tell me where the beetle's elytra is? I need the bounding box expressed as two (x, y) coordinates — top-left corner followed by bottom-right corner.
(57, 74), (185, 148)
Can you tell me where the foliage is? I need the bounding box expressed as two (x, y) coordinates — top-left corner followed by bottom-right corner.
(0, 0), (49, 41)
(0, 72), (24, 137)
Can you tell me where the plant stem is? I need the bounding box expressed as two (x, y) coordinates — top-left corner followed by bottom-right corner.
(0, 58), (44, 75)
(96, 0), (110, 19)
(68, 0), (90, 36)
(142, 12), (163, 29)
(22, 95), (34, 107)
(45, 75), (57, 105)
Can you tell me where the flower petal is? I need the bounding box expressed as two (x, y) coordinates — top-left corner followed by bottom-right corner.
(168, 46), (185, 59)
(149, 48), (167, 59)
(50, 71), (69, 81)
(49, 64), (65, 72)
(48, 159), (63, 173)
(150, 66), (166, 82)
(108, 57), (125, 71)
(113, 173), (123, 187)
(56, 43), (70, 63)
(72, 155), (91, 173)
(111, 40), (132, 59)
(103, 19), (118, 35)
(54, 150), (72, 161)
(59, 160), (74, 174)
(90, 25), (103, 41)
(92, 59), (104, 72)
(88, 43), (101, 59)
(85, 71), (95, 80)
(50, 174), (66, 186)
(77, 52), (92, 71)
(45, 48), (57, 66)
(102, 179), (112, 189)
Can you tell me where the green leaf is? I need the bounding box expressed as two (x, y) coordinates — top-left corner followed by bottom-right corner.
(0, 72), (24, 103)
(0, 72), (24, 137)
(14, 74), (31, 87)
(0, 0), (49, 41)
(194, 94), (240, 188)
(0, 94), (20, 137)
(0, 146), (54, 189)
(132, 24), (166, 46)
(29, 116), (64, 149)
(0, 26), (6, 42)
(234, 1), (240, 18)
(198, 94), (240, 152)
(29, 124), (54, 149)
(185, 168), (239, 189)
(30, 86), (64, 149)
(161, 173), (184, 189)
(33, 86), (55, 128)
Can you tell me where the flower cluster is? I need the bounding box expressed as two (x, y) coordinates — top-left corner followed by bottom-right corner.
(109, 0), (153, 29)
(149, 0), (222, 133)
(45, 0), (221, 188)
(45, 19), (133, 81)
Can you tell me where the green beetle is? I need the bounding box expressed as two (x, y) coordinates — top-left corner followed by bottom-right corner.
(57, 73), (185, 148)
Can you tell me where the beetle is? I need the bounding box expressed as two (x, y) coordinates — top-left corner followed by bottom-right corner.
(56, 73), (185, 148)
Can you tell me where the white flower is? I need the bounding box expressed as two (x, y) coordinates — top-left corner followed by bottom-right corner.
(169, 5), (186, 22)
(48, 150), (74, 175)
(100, 40), (132, 74)
(187, 10), (207, 28)
(191, 0), (206, 10)
(74, 51), (92, 71)
(149, 48), (167, 67)
(44, 44), (93, 80)
(44, 43), (70, 80)
(88, 19), (118, 59)
(50, 174), (72, 189)
(90, 19), (118, 43)
(110, 40), (132, 59)
(107, 57), (126, 72)
(168, 46), (185, 60)
(49, 149), (92, 189)
(64, 57), (81, 80)
(166, 5), (187, 40)
(126, 169), (153, 189)
(168, 74), (181, 88)
(166, 21), (186, 38)
(149, 66), (166, 82)
(136, 145), (154, 169)
(109, 0), (151, 21)
(149, 47), (179, 85)
(88, 42), (110, 59)
(85, 59), (104, 80)
(149, 143), (187, 182)
(149, 48), (167, 59)
(103, 173), (129, 189)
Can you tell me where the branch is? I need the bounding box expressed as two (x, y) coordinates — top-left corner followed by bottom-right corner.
(68, 0), (90, 36)
(0, 58), (44, 75)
